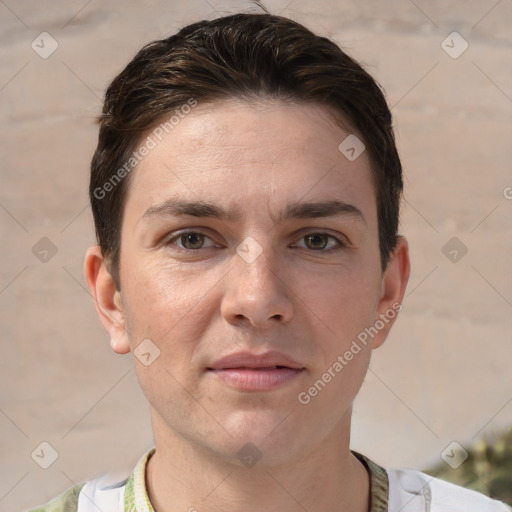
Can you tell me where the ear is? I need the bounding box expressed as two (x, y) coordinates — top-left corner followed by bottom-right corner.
(84, 245), (130, 354)
(371, 236), (410, 350)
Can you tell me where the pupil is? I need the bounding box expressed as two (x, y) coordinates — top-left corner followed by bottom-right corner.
(184, 233), (203, 249)
(307, 234), (327, 250)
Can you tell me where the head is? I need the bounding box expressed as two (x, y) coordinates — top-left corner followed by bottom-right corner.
(90, 13), (403, 288)
(85, 12), (409, 467)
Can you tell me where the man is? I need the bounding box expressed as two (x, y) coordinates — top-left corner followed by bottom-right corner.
(27, 10), (511, 512)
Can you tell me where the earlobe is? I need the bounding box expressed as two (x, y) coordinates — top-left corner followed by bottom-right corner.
(372, 236), (411, 350)
(84, 246), (131, 354)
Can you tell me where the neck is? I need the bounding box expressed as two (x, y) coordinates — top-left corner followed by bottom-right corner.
(145, 409), (370, 512)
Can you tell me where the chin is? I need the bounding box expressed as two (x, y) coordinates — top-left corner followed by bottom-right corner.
(217, 409), (306, 466)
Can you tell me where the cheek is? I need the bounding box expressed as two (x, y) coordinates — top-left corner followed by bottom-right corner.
(120, 257), (204, 341)
(126, 247), (191, 292)
(299, 264), (381, 335)
(121, 261), (208, 407)
(296, 343), (372, 435)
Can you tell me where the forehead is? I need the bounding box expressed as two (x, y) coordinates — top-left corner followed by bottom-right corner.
(123, 99), (376, 224)
(147, 99), (358, 167)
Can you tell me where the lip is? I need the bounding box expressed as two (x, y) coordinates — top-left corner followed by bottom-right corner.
(208, 350), (303, 371)
(207, 351), (305, 391)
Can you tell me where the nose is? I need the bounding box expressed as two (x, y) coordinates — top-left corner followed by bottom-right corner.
(220, 241), (294, 328)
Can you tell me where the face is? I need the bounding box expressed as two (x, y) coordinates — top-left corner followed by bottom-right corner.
(87, 99), (409, 467)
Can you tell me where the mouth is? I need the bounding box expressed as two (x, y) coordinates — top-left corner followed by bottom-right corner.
(207, 367), (304, 391)
(207, 352), (305, 391)
(209, 365), (298, 370)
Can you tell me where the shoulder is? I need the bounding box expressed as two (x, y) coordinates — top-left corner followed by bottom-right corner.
(24, 472), (130, 512)
(24, 449), (152, 512)
(25, 483), (85, 512)
(387, 467), (511, 511)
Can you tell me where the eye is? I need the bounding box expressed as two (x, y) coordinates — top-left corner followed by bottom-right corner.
(167, 231), (217, 251)
(164, 230), (347, 252)
(294, 232), (346, 251)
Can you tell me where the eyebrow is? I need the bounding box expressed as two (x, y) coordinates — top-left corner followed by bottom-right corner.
(142, 198), (366, 225)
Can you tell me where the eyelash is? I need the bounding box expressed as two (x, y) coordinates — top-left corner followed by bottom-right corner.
(164, 230), (348, 253)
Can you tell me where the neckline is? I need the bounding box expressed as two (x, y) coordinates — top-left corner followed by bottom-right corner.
(125, 447), (389, 512)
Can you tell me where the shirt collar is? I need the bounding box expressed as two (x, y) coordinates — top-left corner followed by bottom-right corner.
(124, 448), (389, 512)
(352, 450), (389, 512)
(124, 448), (155, 512)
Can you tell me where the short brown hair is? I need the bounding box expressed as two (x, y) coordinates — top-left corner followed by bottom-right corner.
(90, 12), (403, 289)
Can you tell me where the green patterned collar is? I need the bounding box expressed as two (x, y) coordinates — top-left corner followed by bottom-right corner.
(124, 448), (389, 512)
(123, 449), (154, 512)
(352, 450), (389, 512)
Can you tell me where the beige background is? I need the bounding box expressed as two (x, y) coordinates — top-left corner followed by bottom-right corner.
(1, 1), (511, 511)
